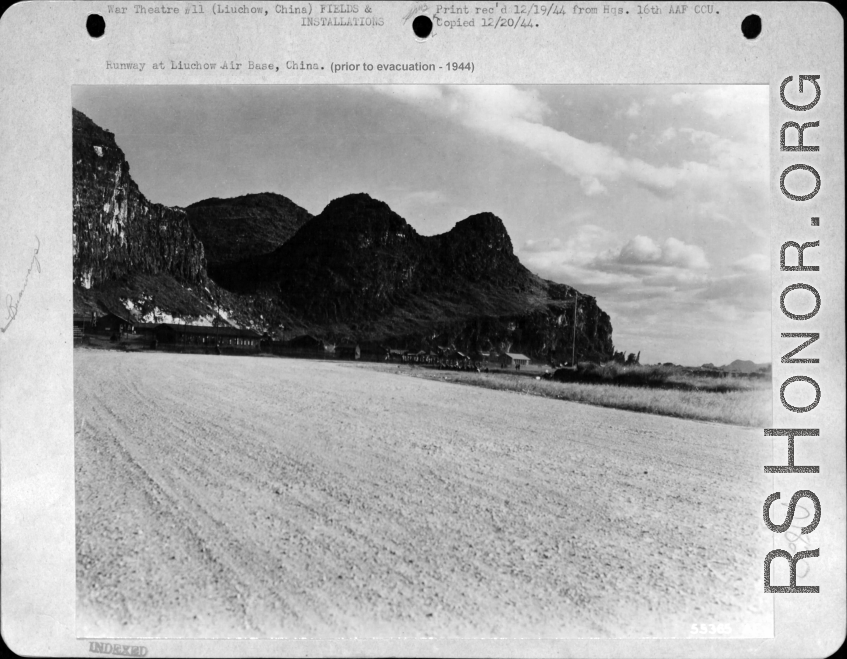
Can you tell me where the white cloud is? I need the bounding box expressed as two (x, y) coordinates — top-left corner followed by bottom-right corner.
(523, 237), (562, 252)
(359, 85), (771, 364)
(733, 253), (770, 273)
(657, 127), (677, 143)
(581, 177), (608, 196)
(671, 86), (768, 121)
(697, 272), (771, 312)
(520, 229), (710, 295)
(366, 85), (766, 199)
(597, 235), (710, 270)
(520, 225), (617, 265)
(693, 200), (734, 225)
(678, 127), (767, 186)
(518, 227), (769, 363)
(660, 237), (711, 270)
(614, 235), (663, 264)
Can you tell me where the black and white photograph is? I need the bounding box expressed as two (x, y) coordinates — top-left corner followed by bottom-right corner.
(1, 1), (844, 655)
(70, 83), (777, 639)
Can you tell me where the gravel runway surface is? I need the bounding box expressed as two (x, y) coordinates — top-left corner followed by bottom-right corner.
(75, 351), (773, 638)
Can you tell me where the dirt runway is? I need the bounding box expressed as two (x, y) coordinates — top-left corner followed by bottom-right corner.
(75, 351), (772, 638)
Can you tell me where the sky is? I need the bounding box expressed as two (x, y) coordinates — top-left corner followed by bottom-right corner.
(73, 85), (771, 366)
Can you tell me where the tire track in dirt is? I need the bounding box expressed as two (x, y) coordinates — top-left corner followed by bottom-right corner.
(77, 382), (271, 635)
(76, 351), (773, 638)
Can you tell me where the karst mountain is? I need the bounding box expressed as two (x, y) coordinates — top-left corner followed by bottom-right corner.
(72, 107), (615, 360)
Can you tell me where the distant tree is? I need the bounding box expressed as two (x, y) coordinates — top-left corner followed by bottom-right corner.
(626, 352), (640, 365)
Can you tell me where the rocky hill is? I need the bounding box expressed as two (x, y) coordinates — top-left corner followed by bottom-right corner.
(72, 109), (616, 362)
(72, 109), (207, 289)
(210, 195), (535, 311)
(186, 193), (313, 267)
(211, 193), (614, 359)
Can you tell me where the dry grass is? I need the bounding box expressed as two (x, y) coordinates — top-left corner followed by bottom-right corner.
(367, 364), (772, 427)
(558, 362), (767, 393)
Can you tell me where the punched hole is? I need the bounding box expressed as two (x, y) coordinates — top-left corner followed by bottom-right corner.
(413, 15), (433, 39)
(741, 14), (761, 39)
(87, 14), (105, 38)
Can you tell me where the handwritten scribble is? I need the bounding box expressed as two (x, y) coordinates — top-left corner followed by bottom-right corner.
(1, 236), (40, 333)
(780, 500), (812, 578)
(403, 2), (427, 23)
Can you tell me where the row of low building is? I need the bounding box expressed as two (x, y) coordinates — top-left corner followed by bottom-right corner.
(389, 347), (530, 368)
(151, 323), (262, 347)
(73, 311), (263, 347)
(272, 336), (532, 366)
(73, 312), (532, 365)
(73, 312), (362, 355)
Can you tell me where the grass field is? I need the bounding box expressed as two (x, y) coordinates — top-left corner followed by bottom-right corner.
(366, 363), (772, 427)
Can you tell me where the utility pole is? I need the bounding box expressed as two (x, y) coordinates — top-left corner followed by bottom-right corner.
(571, 290), (578, 367)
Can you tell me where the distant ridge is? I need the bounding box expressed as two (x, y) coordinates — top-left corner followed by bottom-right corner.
(702, 360), (770, 373)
